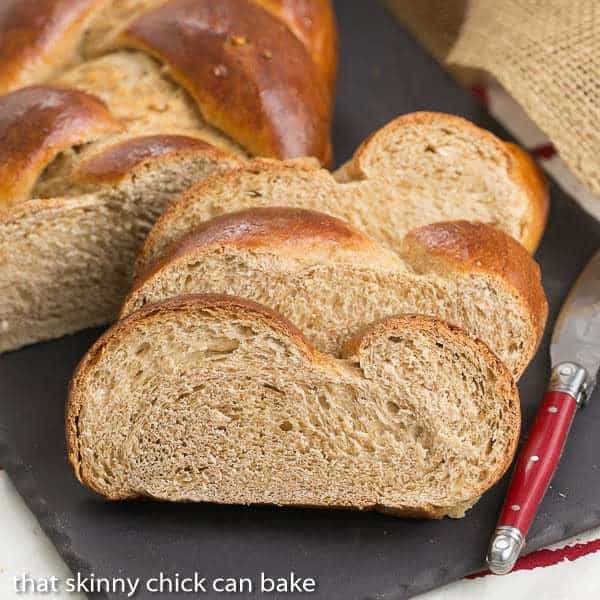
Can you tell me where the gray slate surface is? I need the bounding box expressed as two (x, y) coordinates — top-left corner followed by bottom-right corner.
(1, 2), (600, 598)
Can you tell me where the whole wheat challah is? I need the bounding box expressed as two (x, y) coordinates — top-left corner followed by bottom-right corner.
(12, 3), (548, 517)
(0, 2), (548, 356)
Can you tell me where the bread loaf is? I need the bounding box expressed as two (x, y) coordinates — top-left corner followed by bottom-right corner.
(124, 208), (547, 379)
(0, 0), (337, 352)
(137, 112), (549, 274)
(67, 294), (520, 518)
(0, 4), (547, 356)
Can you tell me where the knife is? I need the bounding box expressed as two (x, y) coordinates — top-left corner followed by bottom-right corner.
(487, 249), (600, 575)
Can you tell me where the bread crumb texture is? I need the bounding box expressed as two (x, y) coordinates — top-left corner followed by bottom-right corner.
(68, 296), (520, 519)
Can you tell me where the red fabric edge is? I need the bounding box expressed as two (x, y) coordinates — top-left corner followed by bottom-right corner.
(468, 538), (600, 579)
(530, 143), (557, 160)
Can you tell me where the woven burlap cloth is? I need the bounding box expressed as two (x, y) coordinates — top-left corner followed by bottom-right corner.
(384, 0), (600, 196)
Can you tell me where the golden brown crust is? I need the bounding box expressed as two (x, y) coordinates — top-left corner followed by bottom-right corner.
(402, 220), (548, 374)
(0, 0), (108, 94)
(72, 134), (237, 185)
(116, 0), (332, 164)
(135, 206), (377, 280)
(0, 85), (122, 206)
(504, 142), (549, 253)
(252, 0), (338, 91)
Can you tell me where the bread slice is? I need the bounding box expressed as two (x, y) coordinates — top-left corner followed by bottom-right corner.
(136, 112), (549, 272)
(124, 208), (547, 379)
(67, 294), (520, 518)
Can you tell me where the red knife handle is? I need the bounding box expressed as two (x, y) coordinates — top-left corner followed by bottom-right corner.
(497, 390), (577, 532)
(487, 361), (590, 575)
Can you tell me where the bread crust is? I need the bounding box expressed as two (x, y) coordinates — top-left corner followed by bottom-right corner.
(72, 134), (239, 186)
(0, 0), (107, 94)
(0, 85), (122, 205)
(67, 295), (520, 516)
(132, 206), (389, 288)
(252, 0), (338, 91)
(117, 0), (333, 164)
(504, 142), (549, 253)
(348, 111), (549, 252)
(402, 220), (548, 374)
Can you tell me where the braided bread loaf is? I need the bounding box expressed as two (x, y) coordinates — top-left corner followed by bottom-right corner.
(0, 3), (548, 356)
(0, 0), (336, 352)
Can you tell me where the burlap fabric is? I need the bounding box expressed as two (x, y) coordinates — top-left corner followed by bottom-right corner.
(384, 0), (600, 197)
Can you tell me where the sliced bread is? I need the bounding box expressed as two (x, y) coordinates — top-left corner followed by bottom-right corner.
(123, 208), (547, 379)
(136, 112), (549, 273)
(67, 294), (520, 518)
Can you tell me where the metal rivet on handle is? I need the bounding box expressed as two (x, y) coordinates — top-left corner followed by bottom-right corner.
(560, 364), (575, 377)
(511, 504), (521, 512)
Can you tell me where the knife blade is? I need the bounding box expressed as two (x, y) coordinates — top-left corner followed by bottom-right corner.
(486, 248), (600, 575)
(551, 250), (600, 384)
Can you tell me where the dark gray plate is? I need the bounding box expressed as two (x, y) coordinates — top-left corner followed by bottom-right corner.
(1, 2), (600, 599)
